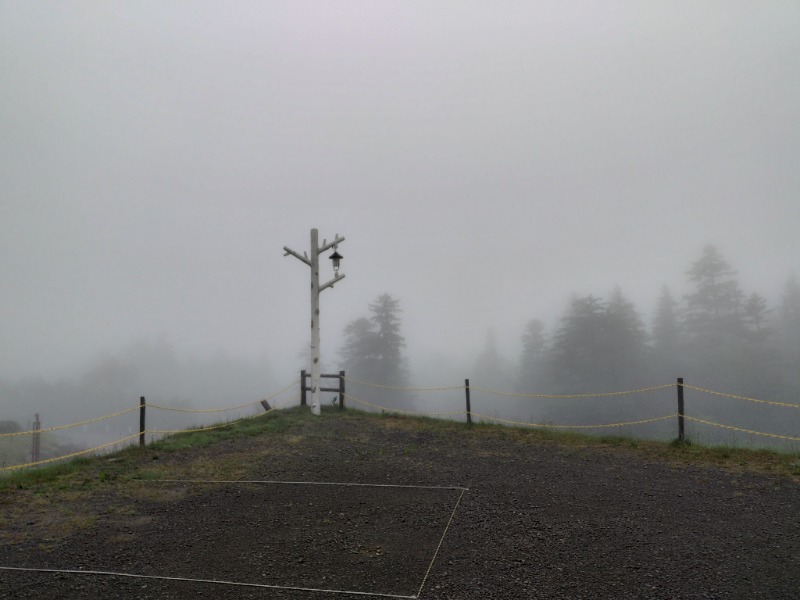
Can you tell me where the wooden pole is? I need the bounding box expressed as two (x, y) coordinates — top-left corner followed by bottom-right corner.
(339, 370), (346, 411)
(139, 396), (146, 447)
(284, 230), (345, 417)
(309, 228), (322, 416)
(465, 379), (472, 426)
(31, 413), (41, 463)
(677, 377), (685, 443)
(300, 370), (307, 406)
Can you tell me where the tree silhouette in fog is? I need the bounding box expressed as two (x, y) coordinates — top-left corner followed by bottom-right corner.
(340, 293), (408, 388)
(517, 319), (547, 392)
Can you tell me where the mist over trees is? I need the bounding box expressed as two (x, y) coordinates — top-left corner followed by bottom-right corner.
(473, 331), (510, 393)
(0, 339), (276, 456)
(4, 246), (797, 456)
(333, 246), (798, 442)
(517, 320), (547, 393)
(498, 245), (800, 443)
(508, 245), (799, 398)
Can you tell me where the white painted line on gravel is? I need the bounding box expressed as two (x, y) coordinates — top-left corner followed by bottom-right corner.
(0, 566), (418, 599)
(416, 488), (467, 598)
(148, 479), (469, 491)
(3, 481), (469, 598)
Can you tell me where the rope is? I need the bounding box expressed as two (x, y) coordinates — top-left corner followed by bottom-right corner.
(0, 433), (141, 472)
(343, 376), (674, 398)
(145, 406), (279, 435)
(466, 384), (676, 399)
(146, 381), (299, 413)
(682, 416), (800, 442)
(348, 394), (467, 418)
(0, 406), (139, 438)
(0, 395), (297, 473)
(145, 400), (262, 413)
(0, 382), (298, 437)
(0, 567), (416, 599)
(343, 376), (463, 392)
(680, 384), (800, 409)
(468, 412), (678, 429)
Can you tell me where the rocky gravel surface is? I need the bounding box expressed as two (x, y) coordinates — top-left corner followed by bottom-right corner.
(1, 412), (799, 599)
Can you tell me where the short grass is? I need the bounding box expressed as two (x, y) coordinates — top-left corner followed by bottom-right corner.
(1, 406), (798, 497)
(0, 408), (307, 493)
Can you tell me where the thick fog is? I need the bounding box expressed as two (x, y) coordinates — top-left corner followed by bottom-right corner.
(2, 3), (799, 449)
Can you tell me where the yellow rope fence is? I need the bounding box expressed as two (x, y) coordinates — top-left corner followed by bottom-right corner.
(145, 401), (286, 434)
(347, 392), (676, 429)
(342, 376), (463, 392)
(3, 378), (797, 472)
(343, 376), (675, 398)
(0, 433), (142, 472)
(0, 383), (300, 473)
(343, 377), (798, 445)
(146, 381), (299, 413)
(680, 384), (800, 409)
(466, 383), (675, 399)
(0, 382), (299, 439)
(470, 412), (679, 429)
(347, 393), (468, 418)
(0, 406), (140, 438)
(682, 415), (800, 442)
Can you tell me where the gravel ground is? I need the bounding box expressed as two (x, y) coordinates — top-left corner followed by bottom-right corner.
(1, 411), (799, 599)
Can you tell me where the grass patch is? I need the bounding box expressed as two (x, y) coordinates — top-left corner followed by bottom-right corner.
(148, 408), (301, 452)
(597, 435), (640, 448)
(0, 409), (309, 493)
(2, 406), (798, 498)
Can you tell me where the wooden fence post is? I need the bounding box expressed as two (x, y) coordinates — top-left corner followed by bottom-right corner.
(31, 413), (41, 463)
(139, 396), (146, 447)
(339, 370), (346, 411)
(677, 377), (685, 443)
(465, 379), (472, 426)
(300, 370), (307, 406)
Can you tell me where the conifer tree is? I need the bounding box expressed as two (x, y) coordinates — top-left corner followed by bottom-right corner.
(603, 286), (648, 387)
(652, 285), (680, 355)
(518, 319), (547, 392)
(340, 293), (408, 387)
(549, 294), (606, 391)
(682, 245), (746, 386)
(684, 245), (743, 336)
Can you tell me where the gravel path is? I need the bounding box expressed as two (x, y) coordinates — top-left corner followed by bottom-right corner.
(1, 412), (798, 599)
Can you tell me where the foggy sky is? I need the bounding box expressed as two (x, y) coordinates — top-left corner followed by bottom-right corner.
(2, 2), (799, 383)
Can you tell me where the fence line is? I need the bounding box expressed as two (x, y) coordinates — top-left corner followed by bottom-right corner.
(1, 383), (300, 442)
(345, 377), (800, 409)
(145, 400), (264, 413)
(343, 375), (799, 449)
(0, 396), (303, 473)
(342, 375), (674, 398)
(145, 381), (299, 413)
(145, 401), (285, 434)
(342, 376), (463, 392)
(0, 433), (142, 472)
(0, 383), (300, 473)
(466, 383), (675, 399)
(682, 416), (800, 442)
(470, 412), (679, 430)
(4, 376), (799, 473)
(346, 390), (677, 430)
(680, 384), (800, 409)
(0, 406), (140, 438)
(347, 393), (468, 418)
